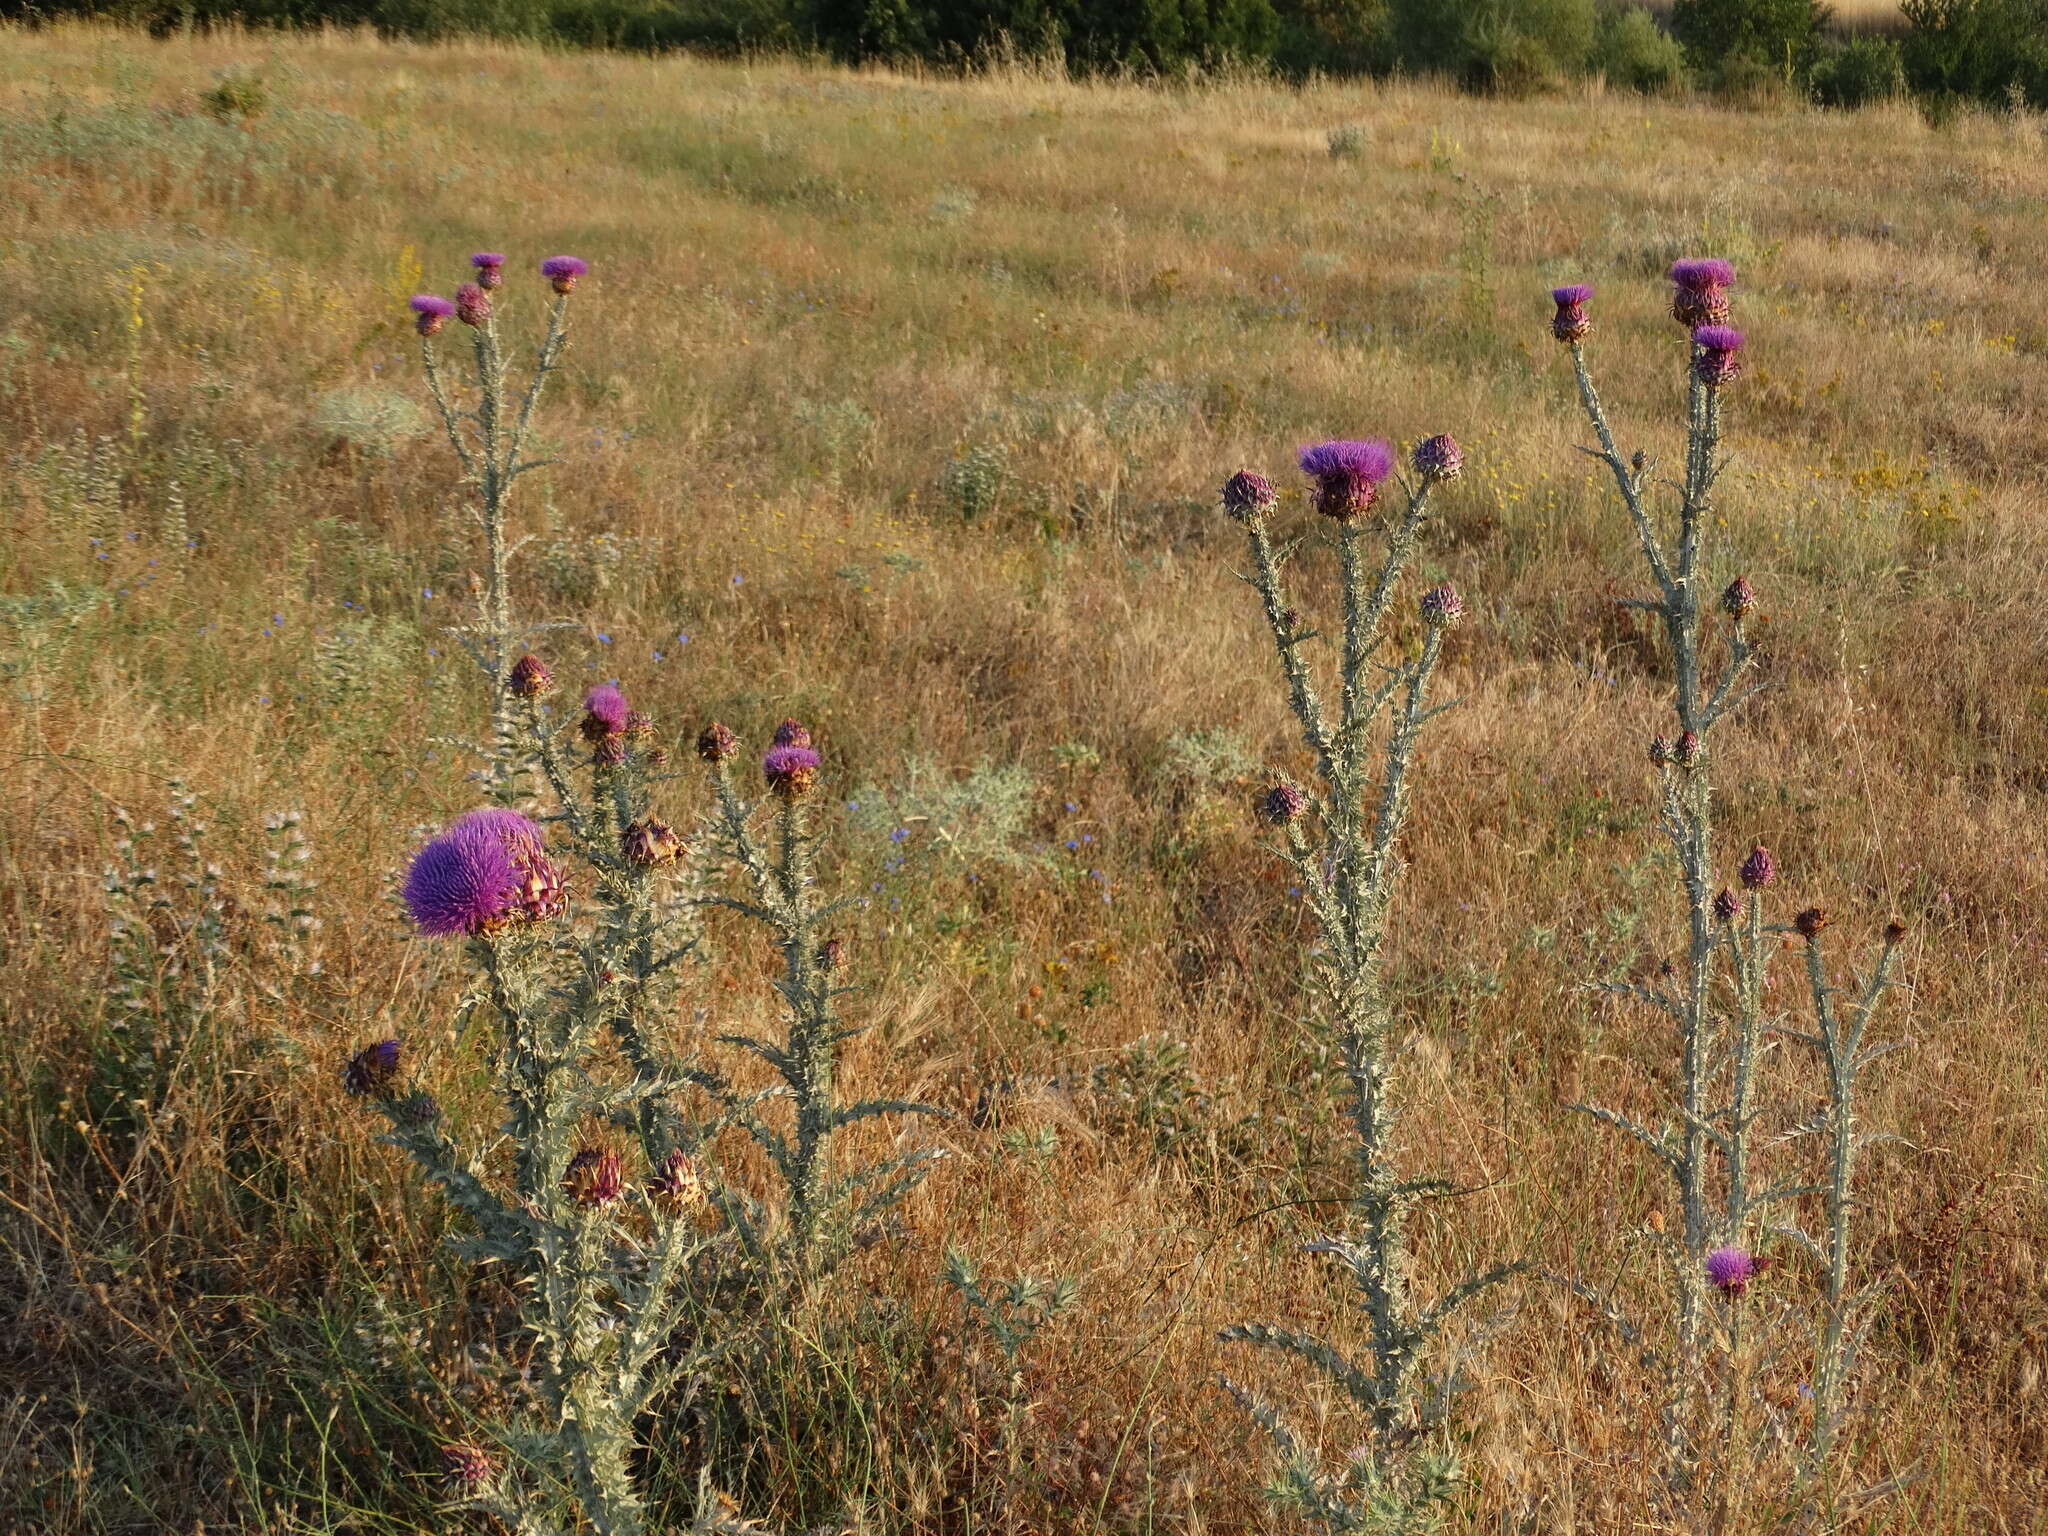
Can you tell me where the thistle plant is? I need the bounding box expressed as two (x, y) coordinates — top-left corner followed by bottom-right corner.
(1555, 263), (1912, 1513)
(408, 250), (583, 796)
(1214, 436), (1518, 1531)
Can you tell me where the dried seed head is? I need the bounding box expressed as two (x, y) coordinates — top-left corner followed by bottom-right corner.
(564, 1147), (624, 1208)
(1739, 844), (1776, 891)
(539, 254), (588, 294)
(1220, 470), (1276, 523)
(1412, 433), (1464, 483)
(507, 653), (554, 699)
(621, 817), (683, 867)
(1721, 575), (1756, 619)
(1419, 582), (1464, 628)
(1884, 919), (1908, 944)
(454, 281), (491, 328)
(1794, 906), (1829, 940)
(1691, 325), (1746, 386)
(1674, 730), (1700, 769)
(1669, 258), (1736, 329)
(409, 293), (454, 337)
(468, 252), (507, 290)
(1646, 1208), (1666, 1234)
(343, 1038), (401, 1097)
(1706, 1244), (1758, 1295)
(696, 720), (738, 763)
(1257, 783), (1309, 826)
(1550, 283), (1593, 344)
(763, 744), (822, 799)
(441, 1441), (496, 1496)
(1713, 888), (1739, 923)
(648, 1147), (704, 1207)
(772, 718), (813, 749)
(1649, 736), (1675, 767)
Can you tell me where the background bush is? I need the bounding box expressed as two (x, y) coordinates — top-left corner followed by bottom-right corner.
(1387, 0), (1598, 92)
(1811, 32), (1906, 105)
(1670, 0), (1825, 76)
(1592, 3), (1689, 91)
(1900, 0), (2048, 107)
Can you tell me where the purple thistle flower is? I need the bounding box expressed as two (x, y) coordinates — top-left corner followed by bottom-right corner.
(469, 251), (507, 291)
(454, 281), (491, 328)
(540, 255), (588, 294)
(1722, 575), (1757, 619)
(1419, 581), (1464, 628)
(409, 293), (455, 338)
(763, 744), (822, 799)
(1669, 258), (1736, 328)
(1551, 284), (1593, 344)
(564, 1146), (624, 1208)
(1740, 844), (1776, 891)
(1220, 470), (1276, 523)
(403, 808), (566, 938)
(1412, 434), (1464, 483)
(1298, 439), (1394, 521)
(507, 653), (554, 699)
(343, 1038), (401, 1097)
(648, 1147), (705, 1206)
(1706, 1245), (1758, 1295)
(1674, 730), (1700, 768)
(1692, 325), (1746, 386)
(581, 683), (630, 742)
(1257, 783), (1308, 826)
(1713, 888), (1740, 923)
(772, 717), (813, 749)
(442, 1441), (496, 1496)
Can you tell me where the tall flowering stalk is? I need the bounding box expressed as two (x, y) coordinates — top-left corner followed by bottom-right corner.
(1215, 436), (1518, 1530)
(1555, 267), (1911, 1510)
(411, 251), (582, 795)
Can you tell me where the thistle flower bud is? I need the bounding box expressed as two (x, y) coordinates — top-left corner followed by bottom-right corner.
(1884, 919), (1908, 944)
(1794, 906), (1829, 940)
(564, 1147), (624, 1208)
(1722, 575), (1756, 619)
(540, 254), (588, 294)
(1691, 325), (1746, 386)
(1739, 844), (1775, 891)
(469, 252), (507, 291)
(454, 281), (491, 328)
(772, 718), (813, 750)
(393, 1089), (443, 1128)
(441, 1442), (496, 1497)
(1673, 730), (1700, 769)
(624, 709), (654, 742)
(592, 733), (627, 768)
(409, 294), (455, 338)
(816, 936), (845, 972)
(581, 684), (630, 743)
(1412, 433), (1464, 483)
(649, 1147), (704, 1207)
(1299, 439), (1394, 521)
(1550, 284), (1593, 344)
(696, 720), (738, 763)
(763, 744), (821, 799)
(507, 653), (554, 699)
(1669, 258), (1735, 329)
(1649, 736), (1675, 767)
(1257, 783), (1309, 826)
(343, 1038), (401, 1097)
(1705, 1244), (1758, 1296)
(1713, 888), (1739, 923)
(1646, 1208), (1667, 1234)
(1220, 470), (1276, 523)
(621, 817), (683, 867)
(1419, 582), (1464, 628)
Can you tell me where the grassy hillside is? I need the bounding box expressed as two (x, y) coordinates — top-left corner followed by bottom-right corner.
(2, 22), (2044, 1534)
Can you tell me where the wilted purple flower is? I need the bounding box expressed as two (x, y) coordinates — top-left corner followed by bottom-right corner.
(1673, 730), (1700, 769)
(1220, 470), (1276, 523)
(696, 720), (738, 763)
(581, 683), (630, 743)
(1706, 1245), (1758, 1295)
(764, 744), (822, 799)
(1669, 258), (1735, 328)
(1713, 887), (1739, 923)
(344, 1038), (401, 1097)
(772, 718), (813, 749)
(409, 293), (455, 338)
(454, 281), (491, 328)
(1795, 906), (1830, 940)
(1298, 439), (1394, 521)
(403, 808), (566, 938)
(1551, 284), (1593, 344)
(1692, 325), (1746, 386)
(624, 709), (654, 742)
(508, 653), (554, 699)
(1419, 582), (1464, 628)
(1649, 736), (1675, 767)
(1740, 844), (1776, 891)
(621, 817), (683, 867)
(564, 1146), (624, 1208)
(442, 1441), (496, 1496)
(540, 255), (588, 294)
(1412, 434), (1464, 483)
(1722, 575), (1756, 619)
(469, 252), (507, 290)
(1257, 783), (1308, 826)
(648, 1147), (704, 1207)
(816, 936), (846, 971)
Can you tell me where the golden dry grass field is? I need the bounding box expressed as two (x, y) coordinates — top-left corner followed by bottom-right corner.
(1, 21), (2044, 1535)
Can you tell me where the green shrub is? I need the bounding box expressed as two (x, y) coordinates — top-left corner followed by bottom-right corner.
(1592, 4), (1688, 91)
(1901, 0), (2048, 108)
(1670, 0), (1824, 75)
(1812, 34), (1906, 107)
(1389, 0), (1598, 92)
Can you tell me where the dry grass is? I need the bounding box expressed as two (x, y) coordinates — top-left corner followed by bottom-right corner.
(2, 20), (2045, 1535)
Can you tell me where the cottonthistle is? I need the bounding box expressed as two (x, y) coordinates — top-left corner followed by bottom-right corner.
(771, 718), (813, 750)
(344, 1038), (401, 1097)
(1669, 258), (1735, 329)
(1420, 580), (1464, 627)
(402, 808), (566, 937)
(508, 653), (555, 699)
(696, 720), (739, 763)
(621, 817), (683, 868)
(1691, 325), (1746, 386)
(540, 254), (588, 294)
(582, 683), (631, 743)
(441, 1442), (497, 1496)
(1713, 888), (1740, 923)
(1255, 782), (1308, 826)
(1674, 730), (1700, 768)
(564, 1147), (625, 1209)
(1221, 469), (1276, 522)
(648, 1147), (705, 1207)
(763, 744), (821, 800)
(1705, 1245), (1758, 1296)
(624, 709), (654, 743)
(1298, 438), (1394, 520)
(1413, 432), (1465, 483)
(454, 281), (491, 327)
(1721, 575), (1756, 620)
(1551, 283), (1594, 343)
(1740, 844), (1776, 891)
(1794, 906), (1830, 940)
(410, 293), (455, 337)
(469, 251), (506, 290)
